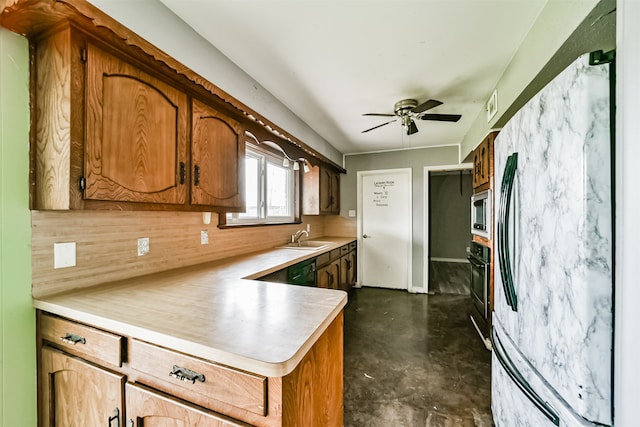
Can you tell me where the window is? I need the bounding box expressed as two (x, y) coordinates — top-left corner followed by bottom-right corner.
(225, 144), (298, 225)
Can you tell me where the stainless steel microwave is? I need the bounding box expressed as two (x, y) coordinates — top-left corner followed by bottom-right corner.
(471, 190), (491, 239)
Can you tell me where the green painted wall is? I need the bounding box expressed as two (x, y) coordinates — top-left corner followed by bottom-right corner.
(0, 28), (36, 427)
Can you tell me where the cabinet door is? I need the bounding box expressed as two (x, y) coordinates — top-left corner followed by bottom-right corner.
(40, 347), (124, 427)
(319, 167), (333, 214)
(331, 170), (340, 213)
(85, 43), (189, 204)
(473, 133), (494, 190)
(125, 383), (244, 427)
(340, 256), (349, 291)
(319, 168), (340, 214)
(319, 168), (339, 214)
(317, 260), (340, 289)
(473, 140), (486, 188)
(303, 165), (340, 215)
(348, 250), (357, 287)
(339, 251), (357, 291)
(191, 99), (245, 210)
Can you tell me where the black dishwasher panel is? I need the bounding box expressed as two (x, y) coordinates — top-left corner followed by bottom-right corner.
(287, 258), (316, 286)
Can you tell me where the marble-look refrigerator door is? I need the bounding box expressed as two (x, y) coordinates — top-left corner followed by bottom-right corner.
(491, 320), (605, 427)
(492, 53), (613, 425)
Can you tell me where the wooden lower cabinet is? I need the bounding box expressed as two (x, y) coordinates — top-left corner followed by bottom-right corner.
(317, 260), (340, 289)
(38, 311), (343, 427)
(340, 251), (357, 291)
(126, 383), (246, 427)
(40, 347), (125, 427)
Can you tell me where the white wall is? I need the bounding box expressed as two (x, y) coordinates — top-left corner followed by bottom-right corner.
(461, 0), (611, 160)
(89, 0), (344, 166)
(614, 0), (640, 424)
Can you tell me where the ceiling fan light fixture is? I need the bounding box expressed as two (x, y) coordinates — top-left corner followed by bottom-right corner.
(361, 98), (461, 135)
(407, 120), (419, 135)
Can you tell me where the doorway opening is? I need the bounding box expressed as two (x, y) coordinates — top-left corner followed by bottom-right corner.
(424, 165), (473, 294)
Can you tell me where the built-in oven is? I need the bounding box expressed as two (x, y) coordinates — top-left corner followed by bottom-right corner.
(471, 190), (491, 239)
(468, 241), (491, 348)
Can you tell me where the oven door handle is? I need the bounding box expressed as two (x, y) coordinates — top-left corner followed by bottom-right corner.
(467, 256), (485, 269)
(498, 152), (518, 311)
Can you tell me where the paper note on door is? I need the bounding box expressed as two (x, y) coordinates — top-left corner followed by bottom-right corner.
(372, 180), (395, 207)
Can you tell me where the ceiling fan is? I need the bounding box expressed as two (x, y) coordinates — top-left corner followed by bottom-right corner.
(362, 99), (462, 135)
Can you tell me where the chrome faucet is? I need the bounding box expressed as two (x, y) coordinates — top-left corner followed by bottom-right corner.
(291, 230), (309, 245)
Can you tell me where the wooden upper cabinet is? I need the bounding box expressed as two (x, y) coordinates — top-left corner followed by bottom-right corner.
(84, 43), (189, 204)
(303, 165), (340, 215)
(191, 99), (245, 210)
(472, 131), (497, 192)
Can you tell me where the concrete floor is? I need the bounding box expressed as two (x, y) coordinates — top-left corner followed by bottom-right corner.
(429, 261), (471, 295)
(343, 287), (493, 427)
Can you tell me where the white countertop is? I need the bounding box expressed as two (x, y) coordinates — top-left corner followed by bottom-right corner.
(34, 237), (354, 377)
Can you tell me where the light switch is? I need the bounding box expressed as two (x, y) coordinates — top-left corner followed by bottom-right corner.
(201, 230), (209, 245)
(54, 242), (76, 269)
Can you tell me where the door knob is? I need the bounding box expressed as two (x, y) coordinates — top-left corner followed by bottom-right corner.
(363, 234), (370, 238)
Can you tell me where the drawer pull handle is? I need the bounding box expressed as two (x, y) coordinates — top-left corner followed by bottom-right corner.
(169, 365), (205, 384)
(60, 333), (86, 345)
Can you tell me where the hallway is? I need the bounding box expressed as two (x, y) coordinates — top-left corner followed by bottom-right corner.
(343, 288), (493, 427)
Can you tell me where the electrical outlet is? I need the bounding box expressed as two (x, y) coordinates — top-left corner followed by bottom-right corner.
(201, 230), (209, 245)
(54, 242), (76, 269)
(137, 237), (150, 256)
(306, 223), (311, 233)
(348, 209), (356, 217)
(466, 246), (470, 253)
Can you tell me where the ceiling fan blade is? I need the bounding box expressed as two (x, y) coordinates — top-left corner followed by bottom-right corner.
(418, 113), (462, 122)
(361, 119), (397, 133)
(407, 119), (419, 135)
(412, 99), (443, 114)
(363, 113), (396, 117)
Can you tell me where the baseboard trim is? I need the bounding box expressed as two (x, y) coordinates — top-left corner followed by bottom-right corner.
(430, 257), (469, 263)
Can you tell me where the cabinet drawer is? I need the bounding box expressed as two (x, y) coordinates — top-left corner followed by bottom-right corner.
(129, 339), (267, 417)
(317, 248), (342, 266)
(316, 251), (331, 267)
(40, 313), (123, 367)
(126, 383), (250, 427)
(349, 241), (357, 251)
(340, 244), (349, 255)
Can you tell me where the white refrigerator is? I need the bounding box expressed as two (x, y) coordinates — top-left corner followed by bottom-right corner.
(492, 51), (614, 426)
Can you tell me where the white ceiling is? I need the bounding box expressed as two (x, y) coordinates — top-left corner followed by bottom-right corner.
(159, 0), (548, 155)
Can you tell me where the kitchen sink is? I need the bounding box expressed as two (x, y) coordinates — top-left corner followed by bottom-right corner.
(276, 240), (332, 251)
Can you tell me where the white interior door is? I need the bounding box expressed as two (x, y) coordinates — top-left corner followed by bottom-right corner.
(357, 169), (412, 289)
